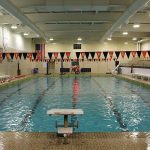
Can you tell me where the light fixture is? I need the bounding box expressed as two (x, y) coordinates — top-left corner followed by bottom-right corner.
(11, 25), (17, 29)
(49, 38), (54, 41)
(77, 37), (82, 41)
(23, 32), (29, 36)
(122, 32), (128, 35)
(124, 42), (128, 45)
(107, 37), (112, 41)
(133, 24), (140, 28)
(132, 37), (137, 41)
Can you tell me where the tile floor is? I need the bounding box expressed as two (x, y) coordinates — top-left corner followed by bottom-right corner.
(0, 132), (150, 150)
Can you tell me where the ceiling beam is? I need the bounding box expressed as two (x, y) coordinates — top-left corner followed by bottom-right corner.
(21, 5), (125, 12)
(101, 0), (150, 41)
(0, 0), (48, 41)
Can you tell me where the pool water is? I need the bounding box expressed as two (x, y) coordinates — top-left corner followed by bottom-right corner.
(0, 76), (150, 132)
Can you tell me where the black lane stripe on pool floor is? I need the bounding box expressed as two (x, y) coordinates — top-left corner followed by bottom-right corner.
(19, 78), (59, 131)
(123, 85), (150, 108)
(0, 78), (41, 107)
(93, 78), (128, 132)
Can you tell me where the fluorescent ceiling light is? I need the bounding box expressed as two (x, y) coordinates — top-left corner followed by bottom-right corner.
(49, 38), (54, 41)
(122, 32), (128, 35)
(133, 24), (140, 28)
(124, 42), (128, 45)
(77, 37), (82, 41)
(107, 37), (112, 41)
(11, 25), (17, 29)
(24, 32), (29, 36)
(132, 37), (137, 41)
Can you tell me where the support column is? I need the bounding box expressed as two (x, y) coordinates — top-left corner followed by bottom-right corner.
(64, 115), (68, 127)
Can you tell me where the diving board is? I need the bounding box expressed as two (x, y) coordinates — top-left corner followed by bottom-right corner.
(47, 109), (84, 115)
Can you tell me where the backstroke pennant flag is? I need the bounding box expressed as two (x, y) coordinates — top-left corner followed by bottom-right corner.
(15, 53), (19, 60)
(126, 51), (131, 59)
(115, 51), (120, 59)
(109, 51), (113, 60)
(120, 51), (125, 58)
(48, 52), (53, 60)
(10, 53), (14, 59)
(142, 51), (147, 58)
(76, 52), (80, 59)
(90, 52), (95, 60)
(103, 51), (108, 60)
(81, 52), (85, 59)
(66, 52), (71, 59)
(85, 52), (89, 59)
(137, 51), (141, 58)
(60, 52), (65, 60)
(54, 52), (58, 59)
(23, 53), (27, 60)
(147, 51), (150, 57)
(131, 51), (136, 58)
(96, 52), (101, 59)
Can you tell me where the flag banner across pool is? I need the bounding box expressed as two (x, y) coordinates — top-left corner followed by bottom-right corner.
(0, 50), (150, 62)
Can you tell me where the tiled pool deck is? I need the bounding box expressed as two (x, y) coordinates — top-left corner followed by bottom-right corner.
(0, 132), (150, 150)
(0, 74), (150, 149)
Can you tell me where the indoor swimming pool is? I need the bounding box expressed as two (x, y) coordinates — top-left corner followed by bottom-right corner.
(0, 76), (150, 132)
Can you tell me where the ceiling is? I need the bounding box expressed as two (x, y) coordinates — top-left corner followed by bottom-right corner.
(0, 0), (150, 44)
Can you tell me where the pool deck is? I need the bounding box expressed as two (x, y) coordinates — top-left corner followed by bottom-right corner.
(0, 132), (150, 150)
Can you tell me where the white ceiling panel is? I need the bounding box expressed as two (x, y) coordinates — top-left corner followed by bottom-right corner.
(0, 0), (149, 42)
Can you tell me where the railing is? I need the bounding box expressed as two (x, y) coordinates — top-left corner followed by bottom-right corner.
(112, 65), (120, 73)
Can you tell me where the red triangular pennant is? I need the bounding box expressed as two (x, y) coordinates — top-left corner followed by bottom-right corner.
(109, 51), (113, 58)
(66, 52), (71, 58)
(6, 53), (10, 59)
(80, 52), (85, 59)
(28, 53), (32, 61)
(15, 53), (19, 60)
(142, 51), (147, 58)
(96, 52), (101, 59)
(131, 51), (136, 57)
(121, 51), (125, 58)
(0, 52), (3, 62)
(54, 52), (58, 59)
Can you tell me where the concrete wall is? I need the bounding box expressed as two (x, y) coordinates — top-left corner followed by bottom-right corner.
(45, 40), (136, 74)
(0, 25), (35, 75)
(0, 27), (139, 75)
(0, 25), (32, 51)
(141, 40), (150, 50)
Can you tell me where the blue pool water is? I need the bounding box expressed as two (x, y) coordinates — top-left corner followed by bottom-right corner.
(0, 76), (150, 132)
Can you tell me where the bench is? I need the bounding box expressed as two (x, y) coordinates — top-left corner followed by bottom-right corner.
(0, 74), (10, 83)
(132, 73), (150, 80)
(80, 68), (91, 76)
(60, 68), (70, 75)
(80, 68), (91, 73)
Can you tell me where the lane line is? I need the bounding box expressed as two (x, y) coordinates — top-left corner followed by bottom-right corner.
(0, 78), (41, 106)
(93, 78), (128, 132)
(19, 78), (59, 131)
